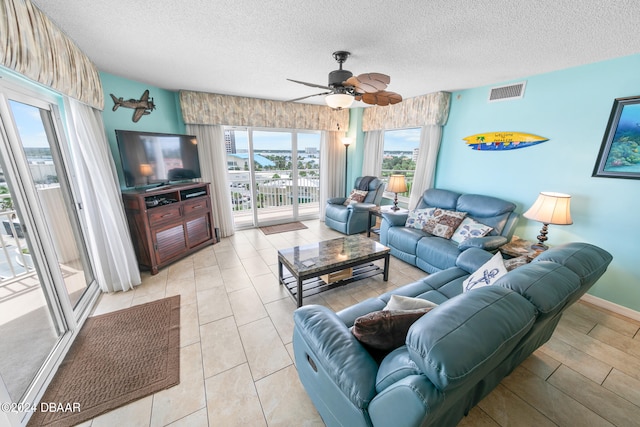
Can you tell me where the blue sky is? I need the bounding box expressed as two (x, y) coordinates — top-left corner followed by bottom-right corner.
(229, 127), (421, 151)
(231, 130), (321, 151)
(9, 100), (49, 148)
(384, 128), (421, 151)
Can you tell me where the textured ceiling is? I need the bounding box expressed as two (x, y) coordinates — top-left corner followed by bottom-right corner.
(32, 0), (640, 106)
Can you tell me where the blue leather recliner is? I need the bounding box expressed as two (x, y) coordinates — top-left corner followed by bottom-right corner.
(325, 176), (385, 235)
(293, 242), (613, 427)
(380, 188), (519, 273)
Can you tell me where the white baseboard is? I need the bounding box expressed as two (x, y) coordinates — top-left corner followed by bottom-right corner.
(580, 294), (640, 322)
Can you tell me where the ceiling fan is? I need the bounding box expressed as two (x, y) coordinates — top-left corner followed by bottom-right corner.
(287, 51), (402, 109)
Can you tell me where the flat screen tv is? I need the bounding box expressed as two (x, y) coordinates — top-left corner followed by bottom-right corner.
(115, 130), (201, 188)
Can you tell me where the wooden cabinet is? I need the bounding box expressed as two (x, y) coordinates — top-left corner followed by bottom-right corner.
(122, 182), (216, 274)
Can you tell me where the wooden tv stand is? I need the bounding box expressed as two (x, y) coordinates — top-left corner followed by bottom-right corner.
(122, 182), (216, 275)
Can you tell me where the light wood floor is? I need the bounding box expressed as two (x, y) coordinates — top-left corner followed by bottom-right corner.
(84, 220), (639, 427)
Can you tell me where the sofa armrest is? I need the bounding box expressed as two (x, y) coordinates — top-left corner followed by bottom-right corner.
(381, 212), (408, 226)
(368, 375), (445, 427)
(458, 235), (507, 252)
(350, 202), (377, 212)
(456, 248), (493, 273)
(293, 305), (378, 409)
(328, 197), (347, 205)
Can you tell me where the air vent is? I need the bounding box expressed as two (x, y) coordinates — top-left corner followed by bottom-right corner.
(488, 81), (526, 102)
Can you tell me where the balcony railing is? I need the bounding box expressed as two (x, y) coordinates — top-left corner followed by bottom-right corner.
(0, 209), (34, 283)
(228, 169), (320, 226)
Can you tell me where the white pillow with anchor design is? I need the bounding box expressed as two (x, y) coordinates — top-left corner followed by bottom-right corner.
(462, 251), (508, 293)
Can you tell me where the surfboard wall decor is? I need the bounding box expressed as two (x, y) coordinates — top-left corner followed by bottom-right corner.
(463, 132), (548, 150)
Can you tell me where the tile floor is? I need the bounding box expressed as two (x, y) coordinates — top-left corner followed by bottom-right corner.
(78, 220), (640, 427)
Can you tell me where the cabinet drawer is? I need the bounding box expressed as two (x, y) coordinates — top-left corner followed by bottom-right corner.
(183, 198), (209, 215)
(148, 205), (182, 226)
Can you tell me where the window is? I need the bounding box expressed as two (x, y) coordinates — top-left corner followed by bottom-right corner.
(224, 127), (321, 228)
(381, 128), (420, 202)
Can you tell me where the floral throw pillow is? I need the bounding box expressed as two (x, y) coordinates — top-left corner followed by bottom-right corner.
(404, 208), (436, 229)
(343, 189), (368, 205)
(422, 209), (467, 239)
(463, 252), (508, 292)
(450, 217), (493, 244)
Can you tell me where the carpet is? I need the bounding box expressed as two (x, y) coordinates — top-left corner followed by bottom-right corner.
(260, 222), (308, 235)
(28, 296), (181, 427)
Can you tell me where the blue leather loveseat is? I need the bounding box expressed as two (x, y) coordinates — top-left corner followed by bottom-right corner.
(380, 188), (519, 273)
(293, 242), (612, 427)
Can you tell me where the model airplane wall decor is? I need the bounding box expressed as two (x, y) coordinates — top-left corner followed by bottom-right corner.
(110, 89), (156, 122)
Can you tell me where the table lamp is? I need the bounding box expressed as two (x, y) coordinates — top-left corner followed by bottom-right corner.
(523, 192), (573, 251)
(387, 174), (408, 211)
(139, 163), (153, 185)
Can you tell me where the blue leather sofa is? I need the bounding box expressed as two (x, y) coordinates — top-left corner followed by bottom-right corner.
(380, 188), (518, 273)
(293, 242), (612, 427)
(325, 176), (385, 235)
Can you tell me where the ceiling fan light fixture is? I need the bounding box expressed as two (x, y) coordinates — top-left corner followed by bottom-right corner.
(325, 93), (354, 109)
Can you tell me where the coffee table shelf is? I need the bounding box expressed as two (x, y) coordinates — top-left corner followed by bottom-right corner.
(280, 263), (383, 303)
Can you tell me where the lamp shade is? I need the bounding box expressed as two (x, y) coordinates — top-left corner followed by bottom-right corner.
(139, 163), (153, 177)
(341, 136), (353, 147)
(326, 93), (354, 109)
(387, 174), (408, 193)
(523, 192), (573, 225)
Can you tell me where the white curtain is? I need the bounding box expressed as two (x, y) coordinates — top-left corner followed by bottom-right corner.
(186, 124), (235, 237)
(361, 130), (385, 177)
(409, 125), (443, 208)
(66, 98), (140, 292)
(319, 130), (346, 220)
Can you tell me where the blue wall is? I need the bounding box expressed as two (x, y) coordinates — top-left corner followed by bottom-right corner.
(437, 54), (640, 311)
(347, 107), (365, 195)
(100, 72), (186, 188)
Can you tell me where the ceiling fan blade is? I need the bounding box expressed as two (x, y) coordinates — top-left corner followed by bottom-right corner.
(287, 79), (332, 90)
(347, 73), (390, 93)
(286, 91), (332, 103)
(343, 76), (366, 94)
(344, 76), (359, 87)
(360, 91), (403, 106)
(361, 93), (385, 106)
(385, 91), (403, 105)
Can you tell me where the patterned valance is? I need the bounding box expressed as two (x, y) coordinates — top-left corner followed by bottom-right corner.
(362, 91), (451, 131)
(0, 0), (103, 109)
(180, 90), (349, 131)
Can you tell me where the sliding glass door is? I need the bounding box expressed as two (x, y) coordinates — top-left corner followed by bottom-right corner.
(0, 156), (64, 405)
(0, 75), (97, 426)
(8, 100), (93, 306)
(225, 127), (321, 228)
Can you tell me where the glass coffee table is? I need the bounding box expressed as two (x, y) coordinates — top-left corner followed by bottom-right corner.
(278, 235), (390, 307)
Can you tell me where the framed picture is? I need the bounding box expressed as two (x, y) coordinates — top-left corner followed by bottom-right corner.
(593, 96), (640, 179)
